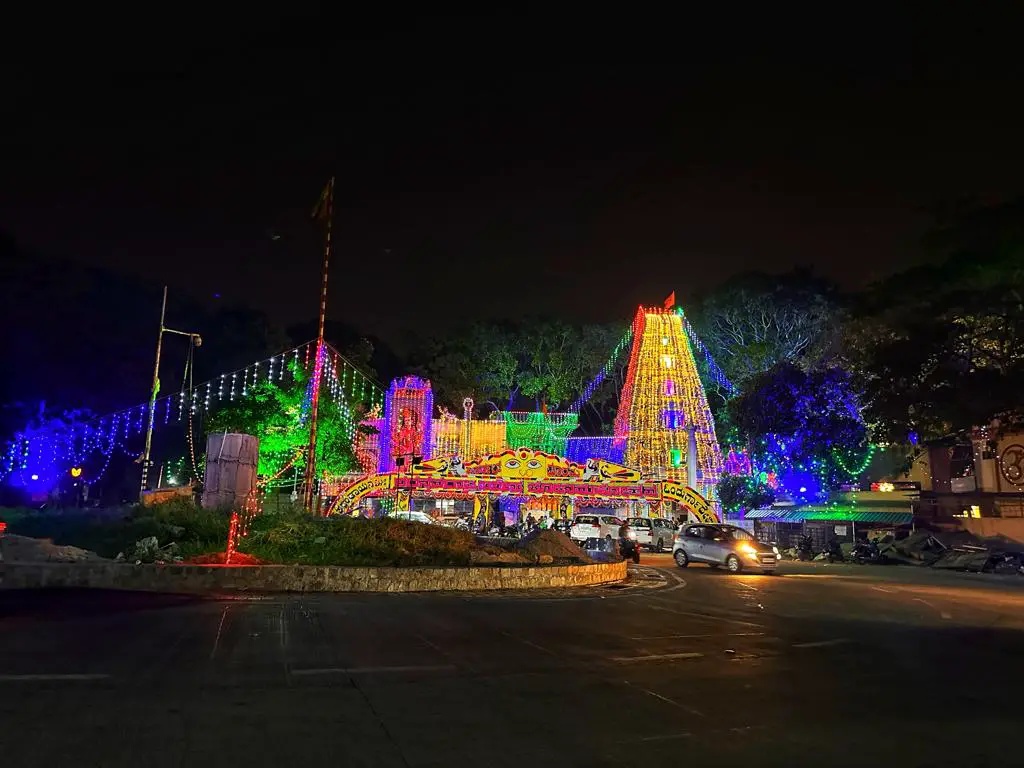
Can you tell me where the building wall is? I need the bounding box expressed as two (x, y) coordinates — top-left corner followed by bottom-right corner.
(961, 516), (1024, 544)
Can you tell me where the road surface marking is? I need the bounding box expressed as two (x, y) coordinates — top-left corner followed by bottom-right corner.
(414, 633), (444, 653)
(210, 604), (232, 661)
(500, 630), (558, 656)
(659, 570), (688, 593)
(623, 680), (706, 717)
(646, 598), (765, 628)
(629, 632), (765, 640)
(640, 732), (693, 742)
(911, 597), (953, 619)
(736, 582), (758, 591)
(291, 664), (456, 676)
(612, 652), (704, 663)
(782, 574), (840, 579)
(792, 638), (851, 649)
(0, 674), (111, 681)
(871, 586), (896, 593)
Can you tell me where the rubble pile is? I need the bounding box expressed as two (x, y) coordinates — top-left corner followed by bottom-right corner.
(881, 528), (1024, 575)
(115, 536), (184, 564)
(512, 529), (592, 565)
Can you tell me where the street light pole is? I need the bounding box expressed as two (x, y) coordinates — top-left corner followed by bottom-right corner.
(140, 287), (202, 501)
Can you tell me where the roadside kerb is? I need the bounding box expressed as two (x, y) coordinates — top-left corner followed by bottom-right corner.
(0, 560), (626, 594)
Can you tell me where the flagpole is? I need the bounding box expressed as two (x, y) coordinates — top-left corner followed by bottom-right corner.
(304, 177), (335, 513)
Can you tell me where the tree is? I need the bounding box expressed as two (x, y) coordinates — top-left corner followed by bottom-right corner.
(411, 319), (628, 423)
(728, 363), (871, 503)
(691, 269), (840, 385)
(410, 322), (521, 412)
(717, 473), (776, 516)
(844, 200), (1024, 443)
(206, 363), (364, 478)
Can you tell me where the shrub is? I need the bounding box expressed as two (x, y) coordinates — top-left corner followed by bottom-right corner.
(0, 499), (231, 558)
(240, 514), (477, 566)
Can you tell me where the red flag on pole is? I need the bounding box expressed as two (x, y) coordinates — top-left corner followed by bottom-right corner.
(663, 291), (676, 310)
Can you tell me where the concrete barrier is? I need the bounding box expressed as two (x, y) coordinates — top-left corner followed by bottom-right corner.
(0, 560), (626, 594)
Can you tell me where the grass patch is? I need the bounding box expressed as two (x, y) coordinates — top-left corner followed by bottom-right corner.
(240, 513), (477, 566)
(2, 502), (485, 566)
(0, 499), (231, 559)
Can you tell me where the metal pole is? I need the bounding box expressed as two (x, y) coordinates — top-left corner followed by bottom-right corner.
(304, 177), (334, 513)
(140, 286), (168, 500)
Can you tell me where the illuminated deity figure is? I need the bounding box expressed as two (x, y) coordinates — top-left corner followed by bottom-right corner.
(395, 407), (422, 458)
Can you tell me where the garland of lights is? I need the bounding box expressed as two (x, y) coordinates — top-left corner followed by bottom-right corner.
(832, 443), (878, 477)
(613, 307), (724, 489)
(0, 339), (384, 491)
(566, 328), (634, 414)
(500, 411), (579, 454)
(676, 307), (737, 395)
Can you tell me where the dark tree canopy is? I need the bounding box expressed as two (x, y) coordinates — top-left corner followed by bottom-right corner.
(844, 200), (1024, 442)
(410, 319), (627, 427)
(691, 269), (841, 386)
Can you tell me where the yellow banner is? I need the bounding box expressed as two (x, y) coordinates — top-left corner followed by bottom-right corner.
(661, 482), (717, 524)
(334, 473), (395, 514)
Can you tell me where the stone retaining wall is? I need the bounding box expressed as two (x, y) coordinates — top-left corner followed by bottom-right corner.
(0, 560), (626, 594)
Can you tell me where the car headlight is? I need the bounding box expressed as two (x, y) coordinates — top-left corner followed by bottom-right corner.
(739, 543), (760, 559)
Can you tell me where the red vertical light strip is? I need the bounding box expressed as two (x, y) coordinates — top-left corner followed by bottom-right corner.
(613, 307), (647, 440)
(304, 177), (335, 513)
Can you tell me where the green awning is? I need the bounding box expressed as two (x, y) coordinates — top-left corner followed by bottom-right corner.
(746, 506), (912, 524)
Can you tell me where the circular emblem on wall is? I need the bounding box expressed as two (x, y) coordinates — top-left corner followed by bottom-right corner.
(999, 444), (1024, 485)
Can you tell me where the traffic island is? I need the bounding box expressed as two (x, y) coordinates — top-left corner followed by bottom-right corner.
(0, 559), (627, 593)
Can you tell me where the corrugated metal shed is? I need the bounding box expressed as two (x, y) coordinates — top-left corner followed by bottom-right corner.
(746, 504), (912, 524)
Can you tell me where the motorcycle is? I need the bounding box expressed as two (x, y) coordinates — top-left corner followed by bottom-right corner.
(822, 540), (845, 563)
(850, 541), (880, 564)
(618, 536), (641, 564)
(796, 535), (815, 561)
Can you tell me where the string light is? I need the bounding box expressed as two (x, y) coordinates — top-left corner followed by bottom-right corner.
(500, 411), (579, 454)
(567, 327), (634, 414)
(676, 307), (737, 395)
(0, 339), (383, 490)
(613, 307), (724, 490)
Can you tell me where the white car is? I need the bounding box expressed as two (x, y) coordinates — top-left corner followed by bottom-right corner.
(392, 511), (436, 525)
(569, 514), (624, 542)
(627, 517), (678, 551)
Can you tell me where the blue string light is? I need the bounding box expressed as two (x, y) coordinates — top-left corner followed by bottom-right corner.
(676, 308), (737, 395)
(567, 328), (634, 414)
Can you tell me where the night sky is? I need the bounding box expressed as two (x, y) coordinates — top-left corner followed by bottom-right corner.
(4, 18), (1024, 347)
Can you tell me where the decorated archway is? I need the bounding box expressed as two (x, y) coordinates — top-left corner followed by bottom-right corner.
(326, 447), (718, 524)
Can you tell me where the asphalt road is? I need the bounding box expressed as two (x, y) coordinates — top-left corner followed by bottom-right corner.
(2, 559), (1023, 767)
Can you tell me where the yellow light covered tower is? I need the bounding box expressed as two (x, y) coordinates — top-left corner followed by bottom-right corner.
(612, 307), (724, 494)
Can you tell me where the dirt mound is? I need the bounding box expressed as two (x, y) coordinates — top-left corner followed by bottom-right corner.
(513, 529), (592, 565)
(0, 534), (107, 564)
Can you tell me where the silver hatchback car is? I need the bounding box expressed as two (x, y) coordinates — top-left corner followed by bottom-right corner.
(672, 523), (777, 574)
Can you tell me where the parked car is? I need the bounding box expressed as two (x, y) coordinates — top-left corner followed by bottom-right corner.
(626, 517), (676, 551)
(672, 524), (777, 574)
(392, 511), (437, 525)
(569, 514), (625, 542)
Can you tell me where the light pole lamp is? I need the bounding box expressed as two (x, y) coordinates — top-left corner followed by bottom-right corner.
(140, 286), (202, 500)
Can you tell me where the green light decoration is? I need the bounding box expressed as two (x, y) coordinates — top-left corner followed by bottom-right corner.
(207, 360), (365, 478)
(499, 411), (579, 455)
(833, 444), (878, 477)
